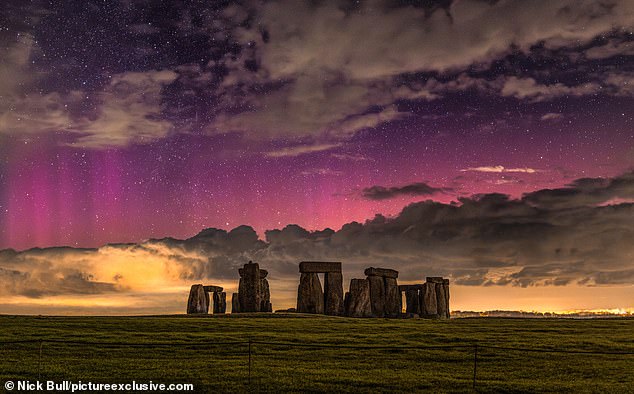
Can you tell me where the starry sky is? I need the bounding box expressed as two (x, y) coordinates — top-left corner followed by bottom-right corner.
(1, 0), (633, 314)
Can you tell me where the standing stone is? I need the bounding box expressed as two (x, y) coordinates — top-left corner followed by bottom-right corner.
(436, 282), (448, 319)
(421, 282), (438, 316)
(260, 278), (272, 312)
(231, 292), (240, 313)
(297, 273), (324, 314)
(324, 272), (344, 316)
(367, 275), (386, 317)
(443, 279), (450, 319)
(213, 292), (227, 314)
(186, 284), (209, 314)
(405, 288), (421, 315)
(344, 279), (372, 317)
(384, 277), (401, 317)
(239, 262), (262, 312)
(238, 278), (246, 312)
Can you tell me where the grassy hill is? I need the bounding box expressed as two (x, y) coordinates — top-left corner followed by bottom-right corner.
(0, 314), (632, 393)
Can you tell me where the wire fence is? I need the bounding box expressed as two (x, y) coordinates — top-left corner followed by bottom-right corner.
(1, 338), (633, 391)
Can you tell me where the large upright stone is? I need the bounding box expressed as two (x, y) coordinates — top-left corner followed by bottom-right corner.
(213, 291), (227, 314)
(443, 279), (450, 318)
(384, 277), (401, 317)
(231, 292), (240, 313)
(436, 282), (448, 319)
(367, 275), (386, 317)
(405, 288), (421, 315)
(344, 279), (372, 317)
(324, 272), (344, 316)
(300, 261), (342, 273)
(238, 262), (262, 312)
(260, 278), (272, 312)
(297, 272), (324, 314)
(238, 278), (246, 312)
(421, 282), (438, 316)
(186, 284), (209, 314)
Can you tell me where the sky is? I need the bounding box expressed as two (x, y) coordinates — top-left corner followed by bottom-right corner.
(0, 0), (633, 315)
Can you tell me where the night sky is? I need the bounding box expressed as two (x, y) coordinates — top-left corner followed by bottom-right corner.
(1, 1), (633, 314)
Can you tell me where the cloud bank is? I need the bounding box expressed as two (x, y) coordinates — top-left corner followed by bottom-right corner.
(1, 171), (633, 313)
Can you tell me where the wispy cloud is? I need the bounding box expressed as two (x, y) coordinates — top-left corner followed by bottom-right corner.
(265, 143), (341, 158)
(331, 153), (371, 162)
(461, 166), (540, 174)
(300, 168), (344, 176)
(540, 113), (563, 121)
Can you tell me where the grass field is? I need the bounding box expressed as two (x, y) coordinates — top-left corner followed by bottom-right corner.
(0, 314), (632, 393)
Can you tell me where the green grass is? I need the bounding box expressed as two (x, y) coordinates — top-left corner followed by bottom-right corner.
(0, 314), (632, 393)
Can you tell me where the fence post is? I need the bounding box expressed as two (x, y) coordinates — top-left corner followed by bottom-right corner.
(248, 339), (252, 386)
(38, 341), (43, 379)
(472, 343), (478, 391)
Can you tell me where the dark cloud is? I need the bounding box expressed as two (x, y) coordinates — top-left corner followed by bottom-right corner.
(362, 182), (449, 200)
(522, 171), (634, 209)
(1, 171), (633, 300)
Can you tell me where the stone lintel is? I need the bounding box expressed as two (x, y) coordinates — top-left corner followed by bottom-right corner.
(239, 268), (268, 278)
(426, 277), (445, 284)
(203, 285), (223, 293)
(364, 267), (399, 279)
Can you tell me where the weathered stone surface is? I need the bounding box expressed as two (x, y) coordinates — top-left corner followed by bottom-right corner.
(365, 267), (399, 279)
(238, 268), (268, 279)
(213, 291), (227, 314)
(297, 272), (324, 314)
(405, 288), (421, 315)
(384, 277), (401, 317)
(260, 278), (272, 312)
(436, 282), (448, 319)
(231, 292), (240, 313)
(367, 275), (386, 317)
(421, 282), (438, 316)
(238, 262), (262, 312)
(187, 284), (209, 314)
(237, 278), (246, 312)
(299, 261), (342, 273)
(203, 285), (223, 293)
(344, 279), (372, 317)
(426, 277), (444, 284)
(324, 272), (344, 316)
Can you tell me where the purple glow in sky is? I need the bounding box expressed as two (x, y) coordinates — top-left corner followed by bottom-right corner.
(1, 0), (633, 314)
